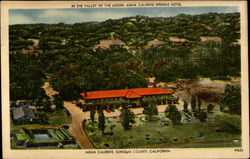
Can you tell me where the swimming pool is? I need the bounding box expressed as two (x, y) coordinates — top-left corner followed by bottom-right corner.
(34, 134), (50, 140)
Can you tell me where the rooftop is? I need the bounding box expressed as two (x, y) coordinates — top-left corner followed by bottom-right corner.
(81, 87), (174, 100)
(13, 105), (36, 120)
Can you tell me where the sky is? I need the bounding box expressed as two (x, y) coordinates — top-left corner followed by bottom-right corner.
(9, 6), (239, 25)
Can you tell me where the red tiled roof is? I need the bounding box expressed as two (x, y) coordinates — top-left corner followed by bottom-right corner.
(80, 88), (174, 100)
(125, 90), (141, 98)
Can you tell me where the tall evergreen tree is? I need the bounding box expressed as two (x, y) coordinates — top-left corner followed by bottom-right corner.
(90, 109), (96, 123)
(165, 105), (181, 125)
(120, 107), (135, 130)
(98, 110), (106, 135)
(191, 95), (197, 112)
(183, 100), (188, 112)
(197, 97), (201, 112)
(221, 85), (241, 114)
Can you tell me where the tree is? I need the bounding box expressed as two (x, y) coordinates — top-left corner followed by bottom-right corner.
(42, 99), (52, 112)
(183, 100), (188, 113)
(53, 95), (64, 109)
(197, 111), (207, 122)
(207, 104), (215, 113)
(143, 102), (158, 121)
(50, 65), (82, 101)
(36, 112), (49, 124)
(108, 59), (147, 89)
(197, 97), (201, 112)
(9, 53), (46, 101)
(191, 95), (197, 112)
(34, 96), (44, 109)
(165, 105), (181, 125)
(220, 85), (241, 114)
(120, 107), (135, 130)
(90, 109), (96, 123)
(98, 110), (106, 135)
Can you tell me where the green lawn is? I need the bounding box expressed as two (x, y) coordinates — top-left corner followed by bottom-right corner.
(84, 111), (241, 149)
(46, 109), (68, 117)
(48, 116), (69, 126)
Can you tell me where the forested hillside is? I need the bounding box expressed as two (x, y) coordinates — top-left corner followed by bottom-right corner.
(9, 13), (241, 101)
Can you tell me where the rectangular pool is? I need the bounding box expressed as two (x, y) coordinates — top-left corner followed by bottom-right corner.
(34, 134), (50, 140)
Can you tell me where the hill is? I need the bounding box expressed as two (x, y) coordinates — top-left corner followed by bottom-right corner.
(9, 13), (241, 101)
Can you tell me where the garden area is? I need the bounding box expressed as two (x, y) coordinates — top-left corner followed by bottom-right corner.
(83, 109), (241, 149)
(11, 127), (79, 149)
(82, 84), (241, 149)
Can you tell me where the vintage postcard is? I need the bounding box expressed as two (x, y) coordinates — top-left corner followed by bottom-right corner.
(1, 1), (249, 159)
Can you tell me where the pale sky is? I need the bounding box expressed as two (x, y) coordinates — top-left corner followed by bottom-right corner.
(9, 7), (239, 25)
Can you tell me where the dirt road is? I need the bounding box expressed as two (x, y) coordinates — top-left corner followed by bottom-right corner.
(42, 82), (59, 98)
(64, 101), (95, 149)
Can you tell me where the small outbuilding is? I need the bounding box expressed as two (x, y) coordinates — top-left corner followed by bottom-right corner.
(13, 105), (36, 122)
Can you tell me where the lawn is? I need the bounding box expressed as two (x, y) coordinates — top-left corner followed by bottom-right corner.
(46, 109), (68, 117)
(84, 111), (241, 149)
(48, 116), (69, 126)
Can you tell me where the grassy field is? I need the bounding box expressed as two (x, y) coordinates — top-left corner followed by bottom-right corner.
(84, 111), (241, 149)
(45, 109), (69, 117)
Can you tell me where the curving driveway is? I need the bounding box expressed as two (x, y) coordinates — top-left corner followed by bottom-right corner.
(64, 101), (95, 149)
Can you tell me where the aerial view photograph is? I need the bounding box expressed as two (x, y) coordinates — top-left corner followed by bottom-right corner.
(8, 6), (242, 150)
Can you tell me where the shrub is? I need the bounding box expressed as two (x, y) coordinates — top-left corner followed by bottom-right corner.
(207, 104), (215, 113)
(197, 111), (207, 122)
